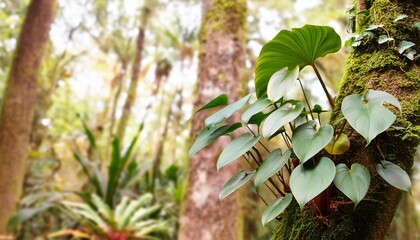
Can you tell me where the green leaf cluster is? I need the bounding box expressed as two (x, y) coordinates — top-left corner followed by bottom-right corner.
(189, 24), (410, 226)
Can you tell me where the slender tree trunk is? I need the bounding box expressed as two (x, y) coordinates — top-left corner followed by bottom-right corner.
(272, 0), (419, 239)
(178, 0), (247, 239)
(116, 5), (151, 143)
(0, 0), (56, 234)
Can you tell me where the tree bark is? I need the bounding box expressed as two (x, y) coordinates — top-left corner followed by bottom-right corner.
(116, 5), (151, 143)
(272, 0), (419, 239)
(0, 0), (56, 235)
(178, 0), (247, 239)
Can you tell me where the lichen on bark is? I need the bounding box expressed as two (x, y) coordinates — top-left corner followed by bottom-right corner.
(271, 0), (420, 239)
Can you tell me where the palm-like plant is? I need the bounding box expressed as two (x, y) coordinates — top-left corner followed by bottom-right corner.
(54, 193), (167, 240)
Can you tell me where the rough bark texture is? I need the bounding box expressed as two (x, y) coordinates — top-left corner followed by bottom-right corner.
(272, 0), (419, 239)
(178, 0), (247, 239)
(0, 0), (56, 234)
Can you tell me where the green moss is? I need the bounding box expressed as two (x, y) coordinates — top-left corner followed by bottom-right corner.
(199, 0), (247, 43)
(273, 1), (420, 239)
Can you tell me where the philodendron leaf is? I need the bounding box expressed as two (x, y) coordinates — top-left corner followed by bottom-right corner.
(292, 121), (334, 163)
(324, 133), (350, 155)
(267, 66), (299, 102)
(242, 98), (272, 124)
(255, 25), (341, 98)
(219, 170), (256, 200)
(376, 160), (411, 192)
(398, 41), (415, 54)
(217, 133), (259, 171)
(196, 93), (228, 113)
(254, 149), (291, 190)
(262, 193), (293, 226)
(290, 157), (336, 208)
(189, 123), (242, 156)
(378, 35), (394, 44)
(262, 101), (304, 139)
(334, 163), (371, 207)
(205, 93), (252, 127)
(342, 90), (401, 145)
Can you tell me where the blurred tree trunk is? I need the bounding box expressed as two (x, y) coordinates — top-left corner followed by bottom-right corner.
(0, 0), (56, 234)
(178, 0), (247, 239)
(272, 0), (420, 239)
(116, 4), (151, 143)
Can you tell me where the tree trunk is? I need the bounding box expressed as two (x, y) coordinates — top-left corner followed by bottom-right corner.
(116, 5), (151, 143)
(0, 0), (56, 234)
(272, 0), (419, 239)
(178, 0), (247, 239)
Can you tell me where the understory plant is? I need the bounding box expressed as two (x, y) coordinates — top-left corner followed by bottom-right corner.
(52, 193), (168, 240)
(9, 121), (173, 239)
(190, 24), (412, 226)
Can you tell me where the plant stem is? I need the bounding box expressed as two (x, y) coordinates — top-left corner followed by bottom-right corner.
(312, 64), (335, 110)
(298, 78), (314, 120)
(245, 125), (270, 153)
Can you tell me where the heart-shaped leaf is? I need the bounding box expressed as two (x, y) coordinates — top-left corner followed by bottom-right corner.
(324, 133), (350, 155)
(267, 66), (299, 102)
(205, 93), (252, 127)
(378, 35), (394, 44)
(398, 41), (415, 54)
(262, 101), (304, 139)
(219, 170), (256, 200)
(334, 163), (371, 207)
(365, 90), (401, 112)
(261, 193), (293, 226)
(189, 123), (242, 156)
(255, 25), (341, 98)
(217, 133), (259, 171)
(376, 160), (411, 192)
(242, 98), (272, 124)
(290, 157), (336, 208)
(292, 121), (333, 163)
(254, 149), (291, 190)
(196, 93), (228, 114)
(342, 90), (400, 145)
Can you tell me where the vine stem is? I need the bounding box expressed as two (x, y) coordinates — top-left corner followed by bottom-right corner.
(298, 78), (314, 120)
(312, 64), (335, 110)
(245, 125), (270, 153)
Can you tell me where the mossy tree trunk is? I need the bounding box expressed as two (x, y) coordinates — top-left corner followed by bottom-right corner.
(272, 0), (419, 239)
(0, 0), (56, 235)
(178, 0), (247, 239)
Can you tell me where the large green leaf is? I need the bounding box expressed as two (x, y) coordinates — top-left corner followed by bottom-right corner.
(261, 193), (293, 226)
(267, 66), (299, 102)
(342, 90), (401, 145)
(217, 133), (259, 171)
(292, 121), (333, 163)
(242, 98), (272, 124)
(290, 157), (336, 208)
(189, 123), (242, 156)
(334, 163), (371, 207)
(219, 170), (256, 200)
(254, 149), (291, 190)
(205, 93), (252, 127)
(106, 138), (121, 206)
(255, 25), (341, 97)
(376, 160), (411, 192)
(195, 93), (228, 113)
(262, 101), (304, 139)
